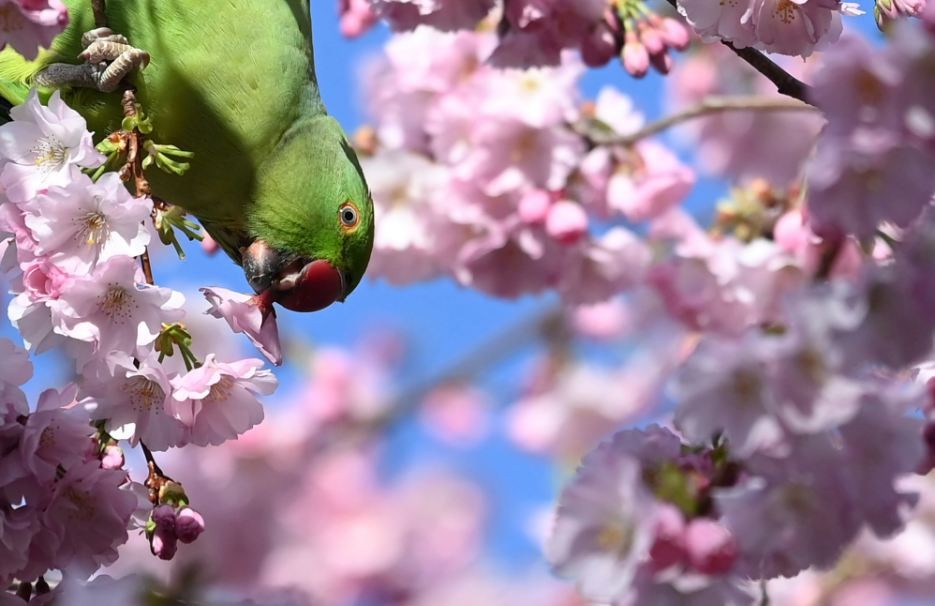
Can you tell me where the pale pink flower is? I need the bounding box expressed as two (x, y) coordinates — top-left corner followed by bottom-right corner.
(39, 460), (135, 577)
(22, 172), (151, 273)
(54, 255), (185, 356)
(16, 385), (90, 485)
(556, 228), (650, 304)
(80, 353), (187, 451)
(671, 333), (785, 456)
(0, 507), (36, 586)
(452, 118), (584, 197)
(605, 141), (695, 222)
(0, 0), (68, 60)
(750, 0), (844, 57)
(666, 44), (823, 185)
(362, 150), (448, 284)
(0, 337), (31, 410)
(201, 286), (283, 366)
(170, 355), (275, 447)
(0, 90), (102, 203)
(547, 437), (657, 603)
(807, 130), (935, 240)
(420, 384), (491, 446)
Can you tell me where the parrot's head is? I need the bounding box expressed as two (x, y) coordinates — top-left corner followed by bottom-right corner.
(244, 115), (374, 312)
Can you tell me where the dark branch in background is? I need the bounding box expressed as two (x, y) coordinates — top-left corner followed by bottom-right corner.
(663, 0), (812, 104)
(374, 305), (566, 429)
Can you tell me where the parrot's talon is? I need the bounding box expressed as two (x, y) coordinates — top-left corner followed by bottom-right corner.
(37, 28), (149, 93)
(96, 48), (150, 93)
(80, 27), (128, 48)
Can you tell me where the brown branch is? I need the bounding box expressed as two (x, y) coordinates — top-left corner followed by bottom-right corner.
(91, 0), (107, 28)
(663, 0), (812, 104)
(723, 42), (810, 104)
(598, 95), (818, 146)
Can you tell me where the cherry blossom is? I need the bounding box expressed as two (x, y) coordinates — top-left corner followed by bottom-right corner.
(170, 355), (276, 446)
(0, 90), (102, 203)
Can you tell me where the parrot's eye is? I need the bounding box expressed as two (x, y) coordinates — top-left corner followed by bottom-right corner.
(339, 201), (360, 232)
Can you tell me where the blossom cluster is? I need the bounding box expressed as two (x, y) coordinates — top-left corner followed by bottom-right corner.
(0, 90), (278, 592)
(0, 0), (68, 60)
(359, 27), (697, 303)
(340, 0), (692, 72)
(806, 28), (935, 241)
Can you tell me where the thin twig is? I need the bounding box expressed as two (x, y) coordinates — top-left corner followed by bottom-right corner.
(91, 0), (107, 28)
(599, 95), (817, 146)
(663, 0), (812, 104)
(119, 88), (157, 284)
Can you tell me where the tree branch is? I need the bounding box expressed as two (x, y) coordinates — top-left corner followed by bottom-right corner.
(600, 95), (818, 146)
(723, 41), (811, 104)
(91, 0), (107, 28)
(663, 0), (812, 104)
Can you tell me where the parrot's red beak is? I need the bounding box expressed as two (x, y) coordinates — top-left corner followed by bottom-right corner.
(242, 240), (346, 313)
(273, 259), (346, 312)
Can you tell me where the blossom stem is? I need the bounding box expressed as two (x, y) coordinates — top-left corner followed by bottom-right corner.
(92, 0), (107, 28)
(662, 0), (812, 103)
(604, 95), (818, 146)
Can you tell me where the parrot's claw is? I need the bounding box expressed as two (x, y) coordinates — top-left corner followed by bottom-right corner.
(80, 27), (128, 48)
(35, 28), (149, 94)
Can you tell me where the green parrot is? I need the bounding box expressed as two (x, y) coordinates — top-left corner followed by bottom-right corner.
(0, 0), (375, 313)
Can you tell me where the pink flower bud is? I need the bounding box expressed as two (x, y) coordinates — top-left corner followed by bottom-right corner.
(659, 17), (692, 50)
(581, 22), (619, 68)
(622, 32), (649, 78)
(638, 21), (666, 56)
(649, 504), (687, 571)
(150, 524), (178, 560)
(175, 507), (206, 544)
(152, 504), (177, 532)
(518, 189), (553, 224)
(650, 50), (673, 75)
(546, 201), (588, 245)
(684, 519), (737, 575)
(201, 233), (220, 255)
(100, 444), (125, 470)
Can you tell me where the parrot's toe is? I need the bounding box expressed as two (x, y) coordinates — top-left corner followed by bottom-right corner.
(37, 28), (150, 93)
(80, 27), (128, 49)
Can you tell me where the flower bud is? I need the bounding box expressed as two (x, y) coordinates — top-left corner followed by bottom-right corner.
(175, 507), (206, 544)
(150, 524), (178, 560)
(684, 519), (737, 575)
(518, 189), (553, 224)
(622, 32), (649, 78)
(581, 22), (619, 68)
(152, 504), (177, 532)
(659, 17), (692, 50)
(100, 444), (125, 470)
(546, 201), (588, 245)
(638, 21), (666, 55)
